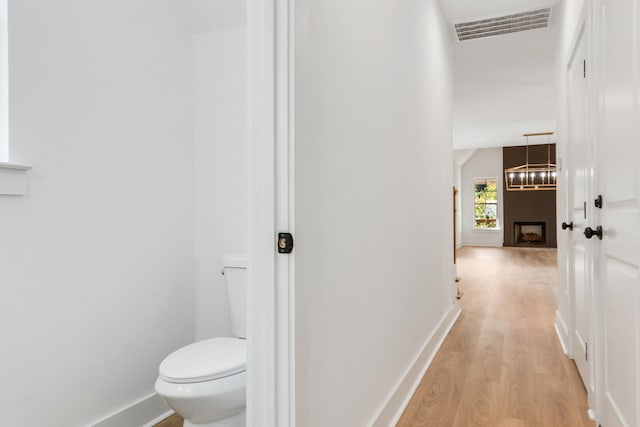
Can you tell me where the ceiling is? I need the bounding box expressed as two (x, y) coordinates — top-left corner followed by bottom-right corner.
(174, 0), (246, 35)
(172, 0), (556, 149)
(441, 0), (558, 149)
(441, 0), (557, 23)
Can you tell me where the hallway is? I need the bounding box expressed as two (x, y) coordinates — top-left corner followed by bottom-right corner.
(397, 247), (593, 426)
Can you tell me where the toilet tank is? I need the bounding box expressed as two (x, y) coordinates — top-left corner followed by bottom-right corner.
(223, 254), (247, 339)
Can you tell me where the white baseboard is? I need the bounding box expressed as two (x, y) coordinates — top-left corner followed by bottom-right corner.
(460, 242), (503, 247)
(369, 304), (462, 427)
(91, 392), (172, 427)
(554, 310), (569, 356)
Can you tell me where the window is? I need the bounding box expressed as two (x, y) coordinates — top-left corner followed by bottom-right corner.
(474, 178), (498, 229)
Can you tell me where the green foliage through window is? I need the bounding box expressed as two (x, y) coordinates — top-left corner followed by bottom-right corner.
(474, 178), (498, 228)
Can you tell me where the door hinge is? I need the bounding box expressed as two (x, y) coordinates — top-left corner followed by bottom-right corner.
(277, 232), (294, 254)
(586, 342), (588, 361)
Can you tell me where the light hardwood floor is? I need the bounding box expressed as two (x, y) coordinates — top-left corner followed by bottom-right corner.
(397, 246), (593, 427)
(155, 247), (591, 427)
(154, 413), (182, 427)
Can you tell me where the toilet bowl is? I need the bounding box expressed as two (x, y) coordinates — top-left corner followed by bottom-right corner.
(155, 337), (246, 427)
(155, 255), (248, 427)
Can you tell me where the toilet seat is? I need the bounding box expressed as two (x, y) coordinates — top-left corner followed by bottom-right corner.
(159, 337), (246, 384)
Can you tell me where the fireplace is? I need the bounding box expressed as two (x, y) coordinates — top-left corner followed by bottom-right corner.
(503, 146), (557, 248)
(514, 222), (546, 246)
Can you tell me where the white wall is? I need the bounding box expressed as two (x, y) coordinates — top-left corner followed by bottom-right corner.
(460, 148), (504, 247)
(454, 149), (475, 249)
(0, 0), (7, 162)
(452, 27), (557, 150)
(294, 0), (458, 425)
(554, 0), (585, 352)
(193, 26), (248, 341)
(178, 0), (246, 35)
(0, 1), (195, 426)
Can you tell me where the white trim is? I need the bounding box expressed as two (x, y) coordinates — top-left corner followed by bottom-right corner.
(369, 305), (462, 427)
(141, 412), (174, 427)
(90, 393), (170, 427)
(460, 242), (503, 248)
(554, 310), (570, 356)
(0, 0), (8, 162)
(0, 161), (31, 170)
(0, 162), (30, 196)
(561, 5), (588, 366)
(247, 0), (294, 425)
(274, 0), (295, 424)
(564, 5), (599, 414)
(247, 0), (276, 424)
(584, 1), (604, 423)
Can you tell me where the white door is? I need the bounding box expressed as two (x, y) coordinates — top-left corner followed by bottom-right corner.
(596, 0), (640, 425)
(567, 25), (593, 398)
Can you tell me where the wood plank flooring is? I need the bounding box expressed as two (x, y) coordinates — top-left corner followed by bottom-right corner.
(154, 413), (182, 427)
(397, 246), (593, 427)
(154, 247), (590, 427)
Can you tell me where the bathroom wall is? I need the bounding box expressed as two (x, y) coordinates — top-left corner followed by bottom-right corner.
(193, 25), (248, 341)
(461, 147), (504, 247)
(0, 1), (194, 426)
(294, 0), (458, 425)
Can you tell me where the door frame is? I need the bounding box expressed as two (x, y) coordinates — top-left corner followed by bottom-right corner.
(565, 16), (585, 365)
(247, 0), (295, 426)
(563, 4), (586, 364)
(589, 0), (610, 424)
(563, 4), (600, 418)
(556, 9), (587, 364)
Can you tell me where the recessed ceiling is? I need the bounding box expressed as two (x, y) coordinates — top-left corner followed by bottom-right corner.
(441, 0), (558, 149)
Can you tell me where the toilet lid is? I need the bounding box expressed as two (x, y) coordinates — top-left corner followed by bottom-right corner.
(159, 337), (246, 383)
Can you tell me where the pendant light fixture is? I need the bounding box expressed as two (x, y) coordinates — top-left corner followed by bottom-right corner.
(504, 132), (556, 191)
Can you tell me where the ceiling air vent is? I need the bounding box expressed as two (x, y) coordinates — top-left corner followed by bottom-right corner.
(454, 6), (554, 42)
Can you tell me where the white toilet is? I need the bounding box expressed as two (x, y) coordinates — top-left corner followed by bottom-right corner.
(155, 254), (248, 427)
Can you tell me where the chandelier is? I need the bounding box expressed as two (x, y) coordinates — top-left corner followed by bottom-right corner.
(504, 132), (556, 191)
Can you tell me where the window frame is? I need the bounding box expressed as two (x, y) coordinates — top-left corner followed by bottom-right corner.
(473, 176), (500, 230)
